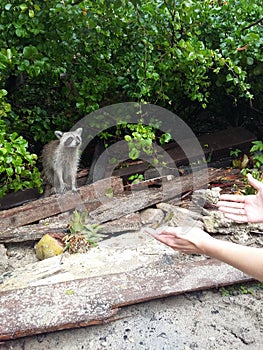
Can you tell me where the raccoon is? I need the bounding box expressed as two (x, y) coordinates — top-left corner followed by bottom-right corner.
(42, 128), (83, 194)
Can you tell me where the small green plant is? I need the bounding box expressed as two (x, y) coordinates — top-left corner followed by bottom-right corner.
(124, 122), (171, 164)
(63, 210), (102, 253)
(128, 173), (145, 185)
(230, 148), (249, 169)
(230, 148), (242, 158)
(229, 142), (263, 195)
(220, 282), (262, 297)
(240, 141), (263, 194)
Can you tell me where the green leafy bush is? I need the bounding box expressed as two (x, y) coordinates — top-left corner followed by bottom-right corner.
(0, 0), (262, 196)
(0, 116), (42, 198)
(1, 0), (262, 141)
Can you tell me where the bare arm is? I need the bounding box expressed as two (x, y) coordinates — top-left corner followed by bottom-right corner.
(201, 234), (263, 282)
(147, 227), (263, 282)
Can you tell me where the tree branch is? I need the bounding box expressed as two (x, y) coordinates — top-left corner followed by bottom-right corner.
(241, 15), (263, 32)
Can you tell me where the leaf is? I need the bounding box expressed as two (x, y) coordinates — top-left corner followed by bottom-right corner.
(5, 4), (12, 10)
(226, 74), (233, 82)
(20, 3), (28, 11)
(247, 57), (254, 65)
(0, 89), (8, 98)
(23, 46), (38, 60)
(29, 9), (35, 18)
(6, 167), (14, 176)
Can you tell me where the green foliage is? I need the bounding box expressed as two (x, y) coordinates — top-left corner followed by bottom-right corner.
(0, 118), (43, 198)
(123, 122), (171, 164)
(1, 0), (262, 138)
(230, 148), (242, 159)
(230, 141), (263, 194)
(240, 141), (263, 194)
(249, 141), (263, 169)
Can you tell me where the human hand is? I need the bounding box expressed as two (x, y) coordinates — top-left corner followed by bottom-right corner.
(145, 226), (212, 254)
(217, 173), (263, 223)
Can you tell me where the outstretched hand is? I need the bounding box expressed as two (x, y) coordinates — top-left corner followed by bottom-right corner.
(217, 173), (263, 223)
(145, 226), (213, 254)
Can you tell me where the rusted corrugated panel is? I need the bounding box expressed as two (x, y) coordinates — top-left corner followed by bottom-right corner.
(0, 259), (252, 341)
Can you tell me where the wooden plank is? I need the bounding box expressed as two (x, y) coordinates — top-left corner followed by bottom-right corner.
(0, 258), (252, 341)
(0, 212), (142, 244)
(0, 177), (123, 231)
(84, 167), (213, 223)
(0, 168), (224, 243)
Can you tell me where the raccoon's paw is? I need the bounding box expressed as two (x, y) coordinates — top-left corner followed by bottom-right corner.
(61, 184), (71, 193)
(50, 187), (57, 195)
(71, 186), (79, 193)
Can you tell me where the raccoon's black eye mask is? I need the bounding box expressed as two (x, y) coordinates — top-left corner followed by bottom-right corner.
(64, 136), (74, 146)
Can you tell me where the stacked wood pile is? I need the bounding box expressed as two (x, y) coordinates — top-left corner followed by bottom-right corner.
(0, 127), (257, 341)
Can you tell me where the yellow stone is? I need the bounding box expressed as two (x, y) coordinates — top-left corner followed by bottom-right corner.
(35, 234), (64, 260)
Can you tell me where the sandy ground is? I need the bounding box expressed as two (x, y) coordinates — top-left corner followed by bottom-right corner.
(2, 282), (263, 350)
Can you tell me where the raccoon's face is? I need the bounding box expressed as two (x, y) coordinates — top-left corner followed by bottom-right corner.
(55, 128), (82, 148)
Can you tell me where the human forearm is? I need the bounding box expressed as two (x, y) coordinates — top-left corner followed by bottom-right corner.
(201, 238), (263, 282)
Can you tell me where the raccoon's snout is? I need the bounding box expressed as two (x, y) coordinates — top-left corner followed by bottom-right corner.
(64, 136), (81, 147)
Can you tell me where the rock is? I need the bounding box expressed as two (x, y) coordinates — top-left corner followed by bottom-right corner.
(35, 234), (64, 260)
(156, 202), (203, 229)
(192, 187), (222, 208)
(202, 208), (263, 241)
(0, 244), (8, 274)
(140, 208), (164, 227)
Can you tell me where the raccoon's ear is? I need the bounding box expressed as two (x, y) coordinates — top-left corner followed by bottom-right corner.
(75, 128), (83, 136)
(55, 131), (63, 139)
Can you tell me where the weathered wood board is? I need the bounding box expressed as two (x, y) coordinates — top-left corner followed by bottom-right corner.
(0, 177), (123, 231)
(0, 212), (142, 244)
(0, 258), (252, 341)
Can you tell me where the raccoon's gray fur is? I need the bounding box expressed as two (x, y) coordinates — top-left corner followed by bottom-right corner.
(42, 128), (82, 194)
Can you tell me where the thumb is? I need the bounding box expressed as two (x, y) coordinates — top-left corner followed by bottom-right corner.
(247, 173), (263, 191)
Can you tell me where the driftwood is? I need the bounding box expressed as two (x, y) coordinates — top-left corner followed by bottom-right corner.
(0, 258), (252, 341)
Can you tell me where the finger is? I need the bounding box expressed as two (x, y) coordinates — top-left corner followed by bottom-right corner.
(160, 226), (193, 236)
(153, 235), (180, 247)
(218, 194), (246, 203)
(247, 173), (262, 191)
(217, 201), (245, 209)
(154, 236), (196, 252)
(222, 212), (248, 223)
(219, 206), (246, 216)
